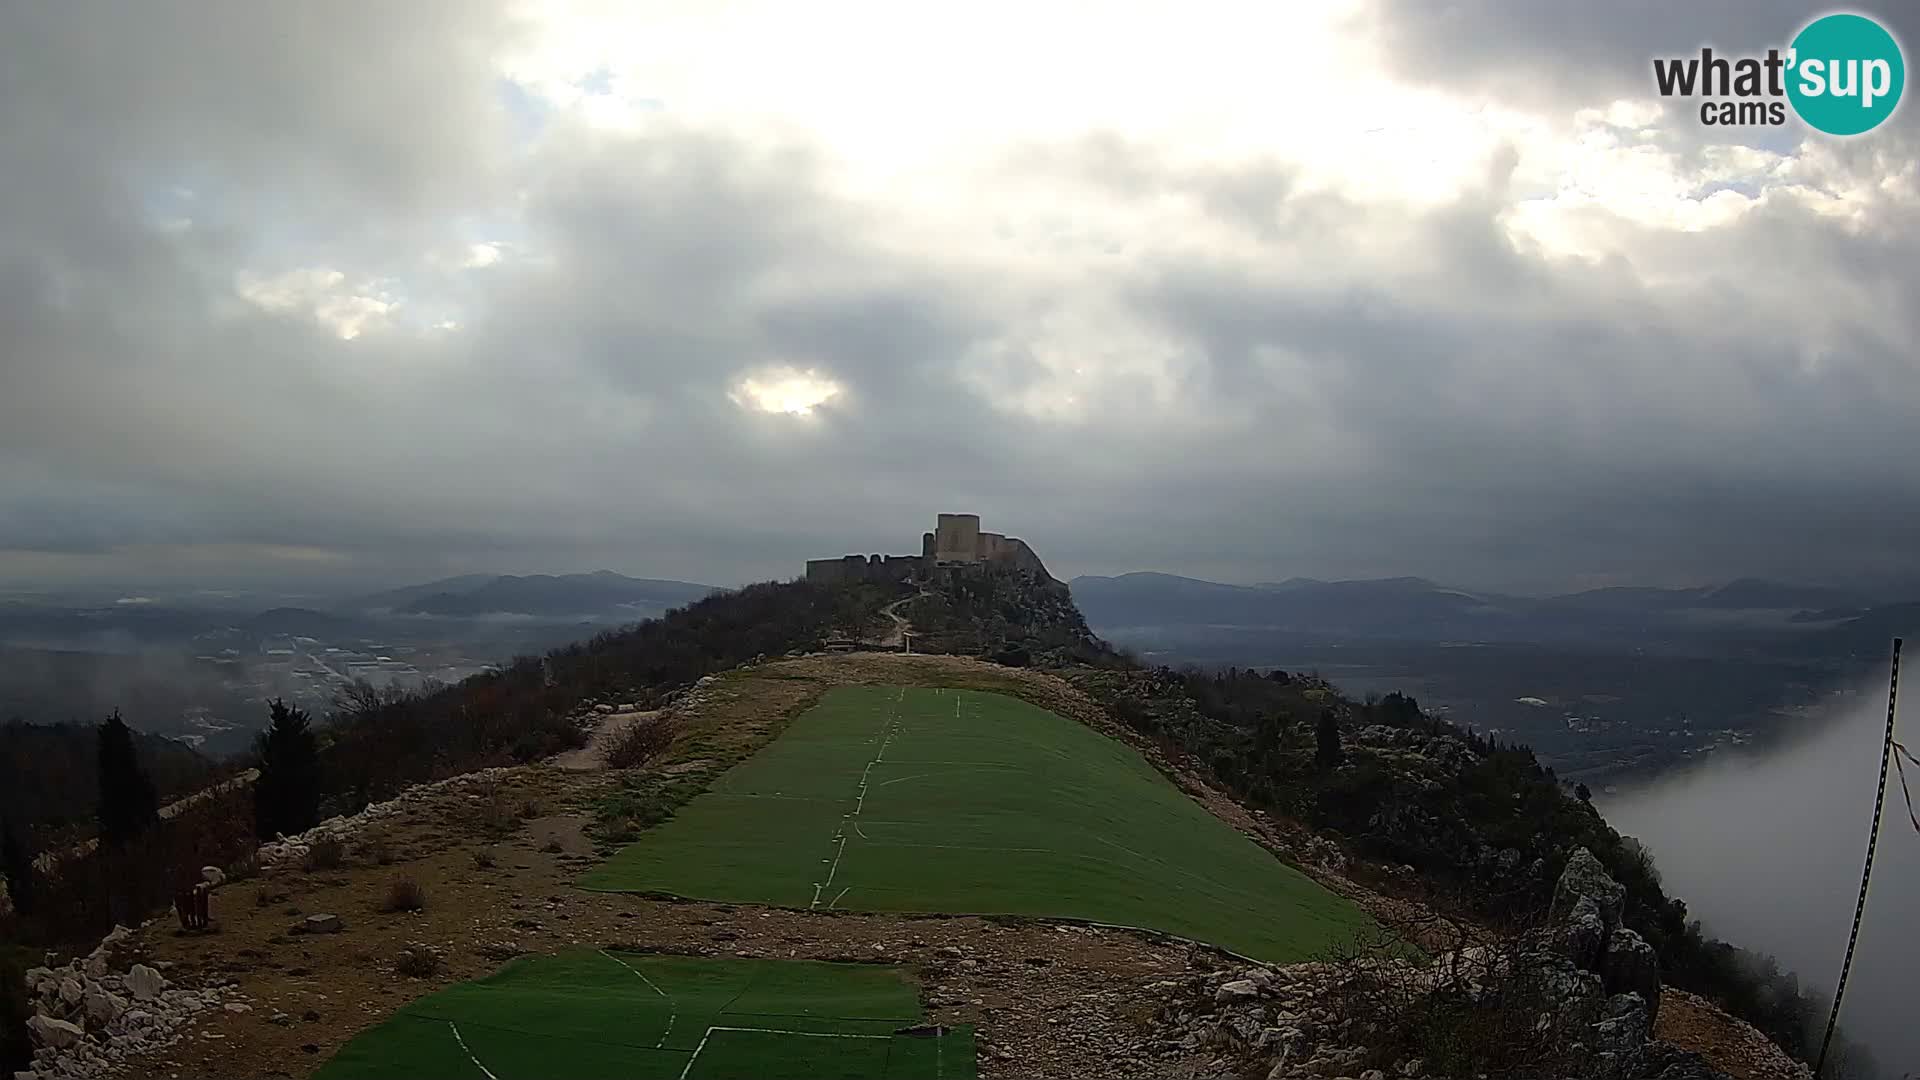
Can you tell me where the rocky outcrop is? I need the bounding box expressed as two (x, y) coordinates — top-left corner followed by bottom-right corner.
(1554, 846), (1661, 1022)
(14, 924), (244, 1080)
(1142, 852), (1726, 1080)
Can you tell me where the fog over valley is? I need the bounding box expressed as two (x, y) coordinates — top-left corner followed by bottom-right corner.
(1604, 680), (1919, 1074)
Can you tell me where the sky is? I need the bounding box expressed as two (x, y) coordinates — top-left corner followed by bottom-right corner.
(3, 1), (1918, 593)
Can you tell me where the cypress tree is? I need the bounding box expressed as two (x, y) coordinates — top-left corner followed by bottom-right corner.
(97, 710), (160, 850)
(1314, 708), (1345, 771)
(254, 699), (321, 840)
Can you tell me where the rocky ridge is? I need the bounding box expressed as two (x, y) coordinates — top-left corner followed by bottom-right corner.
(1146, 849), (1809, 1080)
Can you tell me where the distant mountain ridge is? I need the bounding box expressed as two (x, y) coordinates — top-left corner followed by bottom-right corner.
(1069, 571), (1901, 653)
(368, 572), (718, 618)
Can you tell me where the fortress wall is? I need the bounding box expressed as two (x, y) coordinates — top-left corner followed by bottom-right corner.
(807, 554), (923, 584)
(805, 557), (859, 584)
(989, 537), (1055, 581)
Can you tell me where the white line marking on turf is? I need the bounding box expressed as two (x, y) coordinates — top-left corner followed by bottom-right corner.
(812, 691), (905, 909)
(829, 886), (850, 909)
(600, 950), (677, 1048)
(447, 1021), (498, 1080)
(678, 1025), (893, 1080)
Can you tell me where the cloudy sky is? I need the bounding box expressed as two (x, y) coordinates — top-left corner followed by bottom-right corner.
(3, 1), (1917, 593)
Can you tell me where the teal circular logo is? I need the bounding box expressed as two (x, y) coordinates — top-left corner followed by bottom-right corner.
(1787, 13), (1905, 135)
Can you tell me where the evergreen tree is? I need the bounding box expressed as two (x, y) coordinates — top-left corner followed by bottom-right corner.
(1, 819), (32, 916)
(1575, 782), (1593, 803)
(254, 699), (322, 840)
(1314, 708), (1344, 770)
(96, 710), (159, 850)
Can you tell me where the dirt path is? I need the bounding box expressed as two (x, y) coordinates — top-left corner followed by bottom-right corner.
(549, 709), (659, 771)
(871, 590), (924, 649)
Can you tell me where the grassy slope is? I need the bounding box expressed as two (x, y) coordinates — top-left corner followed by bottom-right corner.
(314, 951), (974, 1080)
(583, 686), (1376, 962)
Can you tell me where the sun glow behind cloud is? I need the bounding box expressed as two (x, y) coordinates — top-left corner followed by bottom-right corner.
(729, 366), (843, 416)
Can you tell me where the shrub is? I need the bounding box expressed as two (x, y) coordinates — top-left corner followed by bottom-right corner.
(224, 851), (260, 883)
(393, 943), (443, 978)
(470, 848), (495, 870)
(364, 838), (394, 866)
(382, 877), (426, 913)
(604, 718), (676, 770)
(302, 837), (345, 873)
(1321, 929), (1597, 1078)
(475, 783), (518, 837)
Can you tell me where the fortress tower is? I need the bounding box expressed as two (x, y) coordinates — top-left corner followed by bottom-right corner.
(806, 512), (1054, 584)
(932, 513), (983, 564)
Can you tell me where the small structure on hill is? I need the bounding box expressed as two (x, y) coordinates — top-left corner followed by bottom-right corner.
(804, 513), (1054, 585)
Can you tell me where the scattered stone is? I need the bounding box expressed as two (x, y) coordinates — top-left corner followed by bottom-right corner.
(126, 964), (167, 1001)
(1214, 979), (1261, 1003)
(83, 989), (125, 1025)
(301, 914), (345, 935)
(26, 1016), (83, 1050)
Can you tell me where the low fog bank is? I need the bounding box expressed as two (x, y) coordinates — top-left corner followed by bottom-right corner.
(1601, 685), (1918, 1075)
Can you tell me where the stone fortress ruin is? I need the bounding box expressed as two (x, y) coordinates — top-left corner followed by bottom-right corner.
(805, 513), (1054, 585)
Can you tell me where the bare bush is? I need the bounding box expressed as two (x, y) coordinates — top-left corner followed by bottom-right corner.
(1320, 928), (1605, 1079)
(605, 717), (676, 770)
(393, 943), (444, 978)
(474, 782), (518, 837)
(302, 837), (345, 873)
(382, 876), (426, 913)
(470, 848), (495, 870)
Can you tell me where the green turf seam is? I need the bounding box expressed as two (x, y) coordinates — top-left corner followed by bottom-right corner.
(599, 948), (677, 1048)
(446, 1020), (500, 1080)
(811, 687), (906, 910)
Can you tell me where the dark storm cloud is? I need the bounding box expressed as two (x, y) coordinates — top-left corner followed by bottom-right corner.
(1, 2), (1918, 593)
(1121, 195), (1920, 587)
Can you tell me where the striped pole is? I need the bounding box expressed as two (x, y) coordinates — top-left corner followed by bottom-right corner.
(1814, 637), (1901, 1078)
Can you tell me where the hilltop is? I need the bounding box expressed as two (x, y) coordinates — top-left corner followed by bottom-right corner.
(2, 561), (1846, 1079)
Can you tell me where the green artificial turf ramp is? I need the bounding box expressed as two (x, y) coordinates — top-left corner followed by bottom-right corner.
(581, 686), (1377, 961)
(313, 951), (975, 1080)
